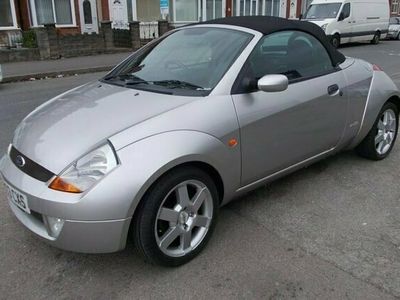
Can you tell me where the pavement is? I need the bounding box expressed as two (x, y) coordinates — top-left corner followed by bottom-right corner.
(1, 39), (399, 85)
(0, 52), (132, 83)
(0, 41), (400, 299)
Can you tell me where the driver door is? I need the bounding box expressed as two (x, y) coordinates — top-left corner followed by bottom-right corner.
(232, 30), (348, 186)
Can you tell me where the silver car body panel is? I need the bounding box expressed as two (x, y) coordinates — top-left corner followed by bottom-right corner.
(1, 24), (399, 253)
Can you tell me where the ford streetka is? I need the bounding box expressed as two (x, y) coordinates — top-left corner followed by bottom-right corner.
(1, 17), (399, 266)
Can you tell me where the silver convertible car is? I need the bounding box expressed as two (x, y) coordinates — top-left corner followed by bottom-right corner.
(1, 17), (399, 266)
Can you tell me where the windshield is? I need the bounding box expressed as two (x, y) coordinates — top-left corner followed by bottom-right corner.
(103, 27), (252, 96)
(304, 3), (342, 20)
(390, 17), (399, 24)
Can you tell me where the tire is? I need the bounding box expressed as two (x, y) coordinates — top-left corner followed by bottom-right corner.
(331, 34), (340, 48)
(397, 33), (400, 40)
(371, 31), (381, 44)
(356, 102), (399, 160)
(132, 166), (219, 267)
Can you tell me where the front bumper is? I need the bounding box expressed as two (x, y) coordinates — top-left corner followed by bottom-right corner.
(0, 154), (132, 253)
(387, 32), (398, 39)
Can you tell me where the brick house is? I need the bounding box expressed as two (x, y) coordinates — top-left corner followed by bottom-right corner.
(1, 0), (399, 45)
(390, 0), (400, 15)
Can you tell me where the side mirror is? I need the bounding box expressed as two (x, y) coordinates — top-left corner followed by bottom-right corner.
(338, 13), (345, 21)
(299, 14), (303, 20)
(257, 74), (288, 92)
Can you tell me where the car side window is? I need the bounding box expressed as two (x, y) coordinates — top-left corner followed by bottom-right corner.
(242, 30), (335, 86)
(341, 3), (350, 19)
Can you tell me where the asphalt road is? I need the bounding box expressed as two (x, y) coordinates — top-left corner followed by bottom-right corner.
(1, 40), (400, 299)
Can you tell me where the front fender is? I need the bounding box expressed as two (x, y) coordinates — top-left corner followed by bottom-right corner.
(114, 130), (241, 217)
(348, 71), (400, 148)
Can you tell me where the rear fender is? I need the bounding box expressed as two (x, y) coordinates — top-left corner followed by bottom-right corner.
(348, 71), (400, 148)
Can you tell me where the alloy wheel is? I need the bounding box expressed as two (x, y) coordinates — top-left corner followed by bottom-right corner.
(375, 109), (397, 155)
(154, 180), (213, 257)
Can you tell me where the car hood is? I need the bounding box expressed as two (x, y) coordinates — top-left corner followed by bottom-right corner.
(12, 81), (194, 174)
(304, 19), (334, 27)
(389, 24), (400, 30)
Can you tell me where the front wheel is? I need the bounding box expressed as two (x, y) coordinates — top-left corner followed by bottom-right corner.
(331, 34), (340, 48)
(132, 166), (219, 266)
(371, 32), (381, 44)
(356, 102), (399, 160)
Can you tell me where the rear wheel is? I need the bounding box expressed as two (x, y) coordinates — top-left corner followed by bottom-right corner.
(371, 31), (381, 44)
(356, 102), (399, 160)
(397, 32), (400, 40)
(132, 166), (219, 266)
(331, 34), (340, 48)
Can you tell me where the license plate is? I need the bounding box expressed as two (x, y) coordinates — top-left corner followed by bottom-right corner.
(4, 182), (30, 214)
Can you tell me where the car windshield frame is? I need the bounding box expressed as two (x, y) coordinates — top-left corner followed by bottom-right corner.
(101, 27), (253, 97)
(303, 3), (342, 20)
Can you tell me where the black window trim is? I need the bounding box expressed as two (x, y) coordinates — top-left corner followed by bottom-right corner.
(231, 29), (342, 95)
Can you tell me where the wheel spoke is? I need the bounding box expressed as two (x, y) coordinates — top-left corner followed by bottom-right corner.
(181, 230), (192, 250)
(375, 132), (384, 145)
(176, 185), (190, 207)
(194, 215), (211, 228)
(159, 226), (181, 250)
(191, 188), (207, 213)
(158, 208), (179, 223)
(383, 111), (389, 125)
(387, 117), (396, 131)
(379, 139), (388, 154)
(377, 120), (385, 130)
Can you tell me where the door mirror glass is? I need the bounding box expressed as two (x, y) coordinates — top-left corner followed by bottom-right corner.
(258, 74), (288, 92)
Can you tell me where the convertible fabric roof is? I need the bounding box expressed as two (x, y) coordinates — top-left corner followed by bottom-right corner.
(197, 16), (346, 66)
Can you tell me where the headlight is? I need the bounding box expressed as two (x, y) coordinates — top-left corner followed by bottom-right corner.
(321, 24), (328, 32)
(49, 142), (118, 193)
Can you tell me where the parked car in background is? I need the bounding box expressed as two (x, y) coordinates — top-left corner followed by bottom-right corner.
(302, 0), (390, 47)
(1, 17), (399, 267)
(387, 17), (400, 39)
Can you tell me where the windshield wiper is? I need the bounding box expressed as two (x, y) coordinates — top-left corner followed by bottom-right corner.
(152, 80), (207, 90)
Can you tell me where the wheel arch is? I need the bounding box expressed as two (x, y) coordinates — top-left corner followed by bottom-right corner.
(387, 95), (400, 113)
(347, 71), (400, 149)
(114, 130), (240, 221)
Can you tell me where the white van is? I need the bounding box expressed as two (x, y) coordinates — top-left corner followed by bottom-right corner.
(301, 0), (390, 47)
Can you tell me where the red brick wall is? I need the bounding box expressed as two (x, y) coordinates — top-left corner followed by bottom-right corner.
(101, 0), (110, 21)
(13, 0), (30, 30)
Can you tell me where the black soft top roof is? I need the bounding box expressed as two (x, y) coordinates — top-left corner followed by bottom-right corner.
(198, 16), (346, 66)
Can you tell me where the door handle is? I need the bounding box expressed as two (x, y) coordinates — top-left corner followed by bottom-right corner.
(327, 84), (341, 96)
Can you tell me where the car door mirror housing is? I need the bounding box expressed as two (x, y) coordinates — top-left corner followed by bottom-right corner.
(258, 74), (289, 92)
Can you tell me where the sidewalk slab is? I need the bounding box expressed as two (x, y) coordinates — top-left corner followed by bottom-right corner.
(1, 52), (132, 83)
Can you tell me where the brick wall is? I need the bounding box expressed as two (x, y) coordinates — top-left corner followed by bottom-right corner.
(58, 33), (105, 57)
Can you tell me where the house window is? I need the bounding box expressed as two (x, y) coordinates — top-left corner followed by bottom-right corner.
(30, 0), (76, 26)
(0, 0), (17, 28)
(392, 0), (399, 14)
(174, 0), (199, 22)
(234, 0), (280, 17)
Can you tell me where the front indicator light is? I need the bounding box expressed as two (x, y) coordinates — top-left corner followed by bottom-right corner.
(49, 176), (82, 193)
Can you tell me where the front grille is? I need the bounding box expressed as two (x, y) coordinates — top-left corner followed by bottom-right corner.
(9, 146), (55, 182)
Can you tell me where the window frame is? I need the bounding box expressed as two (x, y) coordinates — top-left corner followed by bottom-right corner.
(0, 0), (18, 30)
(231, 30), (341, 95)
(391, 0), (399, 14)
(29, 0), (77, 28)
(340, 3), (351, 20)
